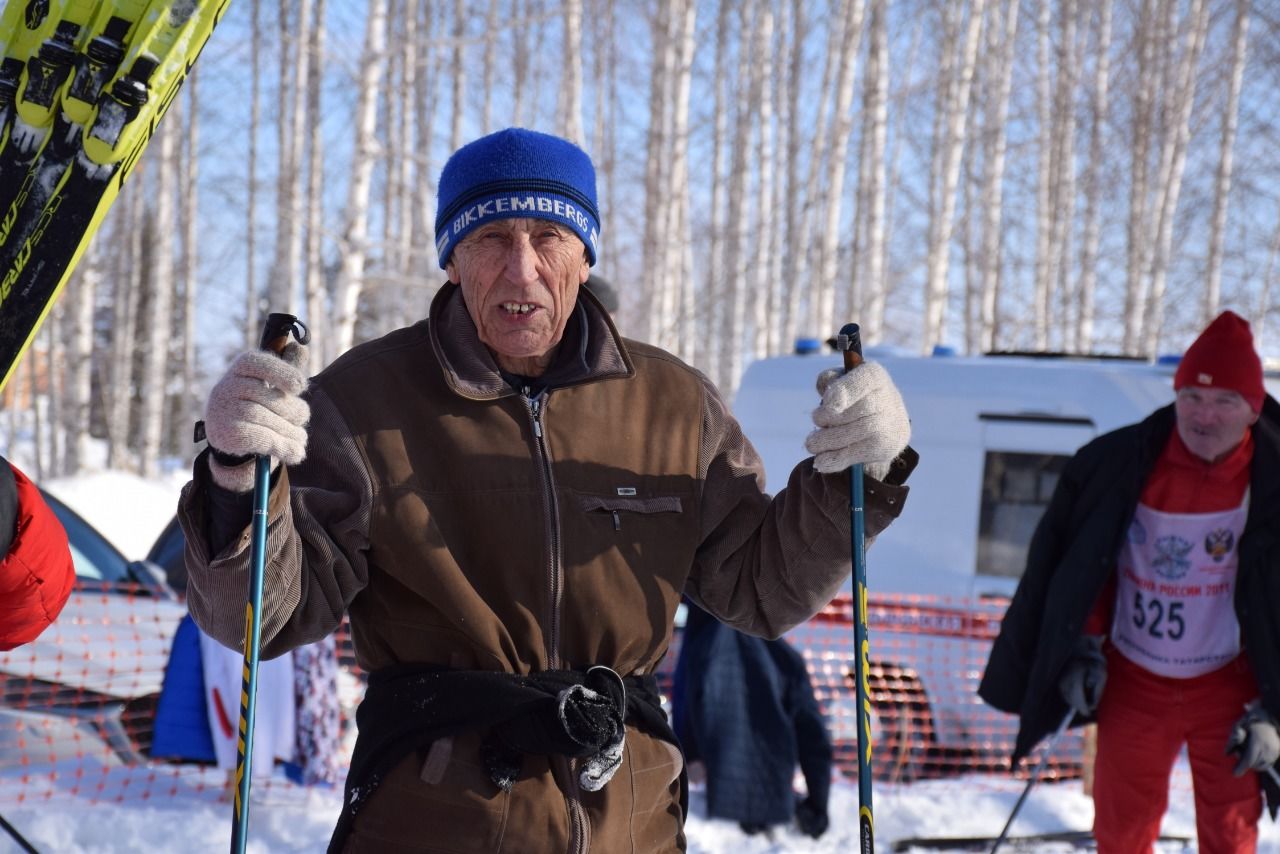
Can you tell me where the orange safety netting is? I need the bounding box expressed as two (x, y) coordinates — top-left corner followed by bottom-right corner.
(0, 583), (1087, 804)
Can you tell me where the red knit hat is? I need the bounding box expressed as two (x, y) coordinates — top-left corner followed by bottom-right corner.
(1174, 310), (1264, 412)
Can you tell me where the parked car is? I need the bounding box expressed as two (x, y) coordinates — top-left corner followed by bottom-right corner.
(0, 490), (182, 763)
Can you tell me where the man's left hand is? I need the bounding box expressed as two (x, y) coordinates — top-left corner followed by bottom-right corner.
(805, 362), (911, 480)
(1227, 704), (1280, 776)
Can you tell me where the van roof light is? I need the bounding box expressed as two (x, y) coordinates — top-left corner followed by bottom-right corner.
(931, 344), (958, 357)
(1155, 353), (1182, 366)
(794, 337), (823, 355)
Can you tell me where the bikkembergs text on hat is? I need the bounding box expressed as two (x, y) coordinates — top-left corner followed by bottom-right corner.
(434, 128), (600, 269)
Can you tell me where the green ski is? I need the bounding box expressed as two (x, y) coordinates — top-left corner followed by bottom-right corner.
(0, 0), (232, 392)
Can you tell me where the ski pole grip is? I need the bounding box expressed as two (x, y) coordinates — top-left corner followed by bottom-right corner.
(837, 322), (863, 373)
(259, 313), (310, 355)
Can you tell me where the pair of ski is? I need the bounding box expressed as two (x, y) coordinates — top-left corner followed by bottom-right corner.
(0, 0), (230, 392)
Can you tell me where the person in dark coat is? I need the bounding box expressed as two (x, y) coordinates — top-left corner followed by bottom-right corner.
(980, 311), (1280, 853)
(672, 600), (833, 839)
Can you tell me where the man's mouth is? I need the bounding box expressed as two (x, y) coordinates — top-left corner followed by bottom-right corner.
(501, 302), (537, 315)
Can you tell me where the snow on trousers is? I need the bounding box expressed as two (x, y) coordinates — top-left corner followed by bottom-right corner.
(1093, 651), (1261, 853)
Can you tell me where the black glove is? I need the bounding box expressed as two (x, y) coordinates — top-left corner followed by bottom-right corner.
(1058, 635), (1107, 717)
(794, 796), (829, 839)
(1226, 703), (1280, 777)
(0, 459), (16, 557)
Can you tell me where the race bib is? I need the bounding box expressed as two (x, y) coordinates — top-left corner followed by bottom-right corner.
(1110, 497), (1245, 678)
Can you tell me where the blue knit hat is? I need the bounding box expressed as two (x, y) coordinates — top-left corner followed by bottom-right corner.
(434, 128), (600, 269)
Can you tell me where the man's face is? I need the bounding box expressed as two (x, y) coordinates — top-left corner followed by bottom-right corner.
(447, 218), (591, 374)
(1174, 386), (1258, 463)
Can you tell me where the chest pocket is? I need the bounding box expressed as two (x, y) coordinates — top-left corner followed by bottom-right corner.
(577, 495), (683, 531)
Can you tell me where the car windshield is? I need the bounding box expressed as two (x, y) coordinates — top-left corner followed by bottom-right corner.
(38, 489), (132, 584)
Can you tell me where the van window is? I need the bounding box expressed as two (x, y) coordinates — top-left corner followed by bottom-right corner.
(976, 452), (1070, 578)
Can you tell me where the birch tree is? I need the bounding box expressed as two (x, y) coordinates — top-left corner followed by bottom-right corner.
(332, 0), (389, 359)
(923, 0), (985, 351)
(1204, 0), (1250, 323)
(303, 0), (328, 352)
(811, 0), (867, 340)
(557, 0), (584, 145)
(976, 0), (1019, 352)
(1141, 0), (1209, 356)
(138, 122), (177, 478)
(861, 0), (890, 342)
(1076, 0), (1112, 352)
(245, 0), (263, 348)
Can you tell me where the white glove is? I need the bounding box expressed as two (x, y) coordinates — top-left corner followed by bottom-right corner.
(1227, 703), (1280, 777)
(804, 362), (910, 480)
(203, 341), (310, 492)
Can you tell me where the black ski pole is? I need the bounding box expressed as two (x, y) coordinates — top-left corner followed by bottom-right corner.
(990, 707), (1075, 854)
(0, 810), (39, 854)
(835, 322), (874, 853)
(230, 313), (309, 854)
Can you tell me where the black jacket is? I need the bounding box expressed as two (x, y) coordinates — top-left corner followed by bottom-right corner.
(979, 398), (1280, 810)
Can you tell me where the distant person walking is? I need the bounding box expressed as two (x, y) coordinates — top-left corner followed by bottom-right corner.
(672, 600), (833, 839)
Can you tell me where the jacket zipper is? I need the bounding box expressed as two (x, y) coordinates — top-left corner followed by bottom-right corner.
(526, 391), (589, 853)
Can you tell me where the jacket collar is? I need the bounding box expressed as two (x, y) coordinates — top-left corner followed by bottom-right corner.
(428, 281), (634, 400)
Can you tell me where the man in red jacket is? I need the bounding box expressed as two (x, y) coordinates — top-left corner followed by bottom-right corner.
(0, 457), (75, 650)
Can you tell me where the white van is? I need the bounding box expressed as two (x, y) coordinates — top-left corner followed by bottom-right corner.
(732, 346), (1186, 777)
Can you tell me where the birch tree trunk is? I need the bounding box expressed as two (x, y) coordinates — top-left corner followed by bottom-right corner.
(333, 0), (389, 357)
(63, 242), (98, 474)
(703, 0), (731, 382)
(450, 0), (465, 150)
(641, 0), (673, 346)
(777, 0), (805, 352)
(1123, 0), (1157, 352)
(245, 0), (263, 348)
(180, 74), (200, 453)
(721, 1), (753, 393)
(812, 0), (867, 340)
(139, 123), (177, 477)
(484, 0), (499, 134)
(271, 0), (310, 316)
(1076, 0), (1112, 352)
(1033, 0), (1052, 349)
(558, 0), (584, 145)
(977, 0), (1019, 352)
(750, 2), (774, 360)
(862, 0), (889, 342)
(1052, 0), (1080, 351)
(1203, 0), (1249, 323)
(1141, 0), (1209, 356)
(668, 0), (697, 361)
(923, 0), (985, 351)
(792, 0), (844, 345)
(303, 0), (328, 355)
(106, 187), (144, 470)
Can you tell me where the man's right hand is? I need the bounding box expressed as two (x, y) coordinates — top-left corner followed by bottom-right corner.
(1058, 634), (1107, 717)
(203, 341), (310, 492)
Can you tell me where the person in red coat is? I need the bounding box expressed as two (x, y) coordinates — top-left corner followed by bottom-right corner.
(0, 458), (75, 650)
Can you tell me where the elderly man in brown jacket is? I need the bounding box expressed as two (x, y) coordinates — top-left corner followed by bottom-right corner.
(180, 128), (914, 853)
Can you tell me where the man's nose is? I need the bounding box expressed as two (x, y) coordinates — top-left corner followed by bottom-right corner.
(503, 235), (539, 284)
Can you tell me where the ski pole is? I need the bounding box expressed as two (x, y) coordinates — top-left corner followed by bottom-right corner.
(0, 810), (38, 854)
(230, 313), (310, 854)
(990, 707), (1075, 854)
(836, 322), (874, 854)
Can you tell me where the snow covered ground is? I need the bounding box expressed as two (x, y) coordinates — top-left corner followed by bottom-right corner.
(5, 468), (1277, 853)
(6, 761), (1279, 852)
